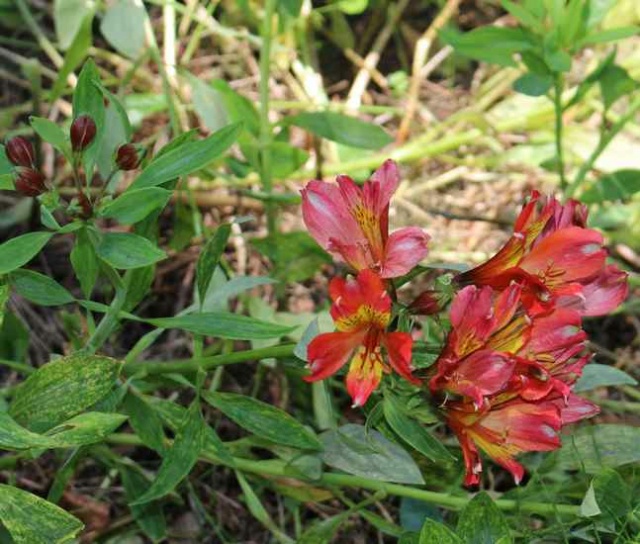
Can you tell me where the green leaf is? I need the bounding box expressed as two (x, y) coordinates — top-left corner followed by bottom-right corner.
(196, 224), (232, 306)
(129, 122), (242, 190)
(235, 471), (294, 543)
(578, 26), (640, 46)
(593, 468), (632, 520)
(132, 400), (206, 505)
(100, 188), (172, 225)
(9, 270), (74, 306)
(122, 392), (166, 453)
(268, 142), (309, 179)
(71, 227), (99, 297)
(557, 425), (640, 473)
(251, 231), (332, 283)
(580, 169), (640, 203)
(29, 117), (72, 161)
(285, 111), (392, 150)
(456, 492), (512, 544)
(335, 0), (368, 15)
(298, 516), (344, 544)
(72, 60), (106, 174)
(190, 76), (229, 132)
(383, 392), (453, 464)
(9, 353), (122, 432)
(0, 484), (84, 544)
(51, 11), (94, 102)
(501, 0), (544, 32)
(560, 0), (589, 47)
(0, 411), (57, 450)
(574, 363), (637, 392)
(513, 72), (553, 97)
(148, 312), (296, 340)
(0, 232), (53, 275)
(599, 64), (637, 110)
(120, 464), (167, 541)
(44, 412), (127, 447)
(440, 26), (533, 67)
(209, 81), (260, 136)
(320, 424), (425, 484)
(100, 0), (147, 59)
(203, 391), (322, 450)
(419, 519), (462, 544)
(53, 0), (91, 50)
(96, 232), (166, 269)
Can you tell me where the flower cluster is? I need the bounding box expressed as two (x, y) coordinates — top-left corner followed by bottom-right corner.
(431, 192), (628, 485)
(302, 163), (628, 485)
(301, 160), (429, 406)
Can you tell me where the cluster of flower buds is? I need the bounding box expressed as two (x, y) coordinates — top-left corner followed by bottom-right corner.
(301, 161), (629, 486)
(5, 136), (46, 197)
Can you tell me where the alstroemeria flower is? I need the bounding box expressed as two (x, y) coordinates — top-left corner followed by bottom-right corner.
(430, 284), (598, 485)
(304, 269), (419, 406)
(457, 191), (628, 316)
(301, 160), (429, 278)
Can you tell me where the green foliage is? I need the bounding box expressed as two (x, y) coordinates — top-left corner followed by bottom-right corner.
(196, 224), (232, 305)
(100, 0), (147, 59)
(100, 188), (172, 225)
(320, 424), (425, 484)
(419, 519), (462, 544)
(574, 363), (637, 392)
(203, 391), (322, 450)
(456, 493), (512, 544)
(0, 484), (84, 544)
(9, 269), (75, 306)
(96, 232), (167, 269)
(0, 232), (53, 275)
(9, 353), (121, 432)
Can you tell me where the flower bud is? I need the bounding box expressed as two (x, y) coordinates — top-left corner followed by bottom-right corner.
(115, 143), (141, 170)
(14, 167), (46, 197)
(70, 115), (97, 152)
(5, 136), (35, 168)
(408, 290), (445, 316)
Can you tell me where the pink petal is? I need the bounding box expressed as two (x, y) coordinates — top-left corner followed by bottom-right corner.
(380, 227), (430, 278)
(365, 159), (400, 217)
(579, 264), (629, 317)
(301, 180), (362, 252)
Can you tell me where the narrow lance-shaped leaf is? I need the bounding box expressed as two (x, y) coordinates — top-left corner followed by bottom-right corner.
(147, 312), (296, 340)
(0, 232), (53, 275)
(203, 391), (322, 450)
(9, 269), (75, 306)
(196, 223), (232, 306)
(132, 400), (206, 505)
(129, 122), (242, 190)
(96, 232), (167, 270)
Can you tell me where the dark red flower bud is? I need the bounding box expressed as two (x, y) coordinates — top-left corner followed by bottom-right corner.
(14, 167), (46, 197)
(70, 115), (97, 152)
(115, 143), (141, 170)
(409, 290), (445, 316)
(5, 136), (35, 168)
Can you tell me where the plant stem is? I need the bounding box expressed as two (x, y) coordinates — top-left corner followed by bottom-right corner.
(13, 0), (64, 68)
(567, 92), (640, 198)
(259, 0), (277, 240)
(553, 74), (567, 192)
(123, 344), (297, 376)
(0, 359), (35, 375)
(84, 281), (129, 354)
(107, 432), (579, 517)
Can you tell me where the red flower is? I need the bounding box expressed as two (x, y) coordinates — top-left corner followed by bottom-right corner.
(304, 269), (419, 406)
(301, 160), (429, 278)
(430, 284), (598, 485)
(458, 191), (628, 316)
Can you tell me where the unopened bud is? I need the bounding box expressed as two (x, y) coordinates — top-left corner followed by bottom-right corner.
(14, 167), (46, 197)
(409, 290), (444, 316)
(6, 136), (35, 168)
(115, 143), (141, 170)
(70, 115), (97, 152)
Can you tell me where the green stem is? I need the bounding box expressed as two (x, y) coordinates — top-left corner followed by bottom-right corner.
(0, 359), (35, 375)
(597, 399), (640, 414)
(14, 0), (64, 68)
(567, 92), (640, 197)
(259, 0), (277, 240)
(84, 281), (129, 354)
(123, 344), (297, 376)
(553, 74), (567, 191)
(107, 433), (579, 517)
